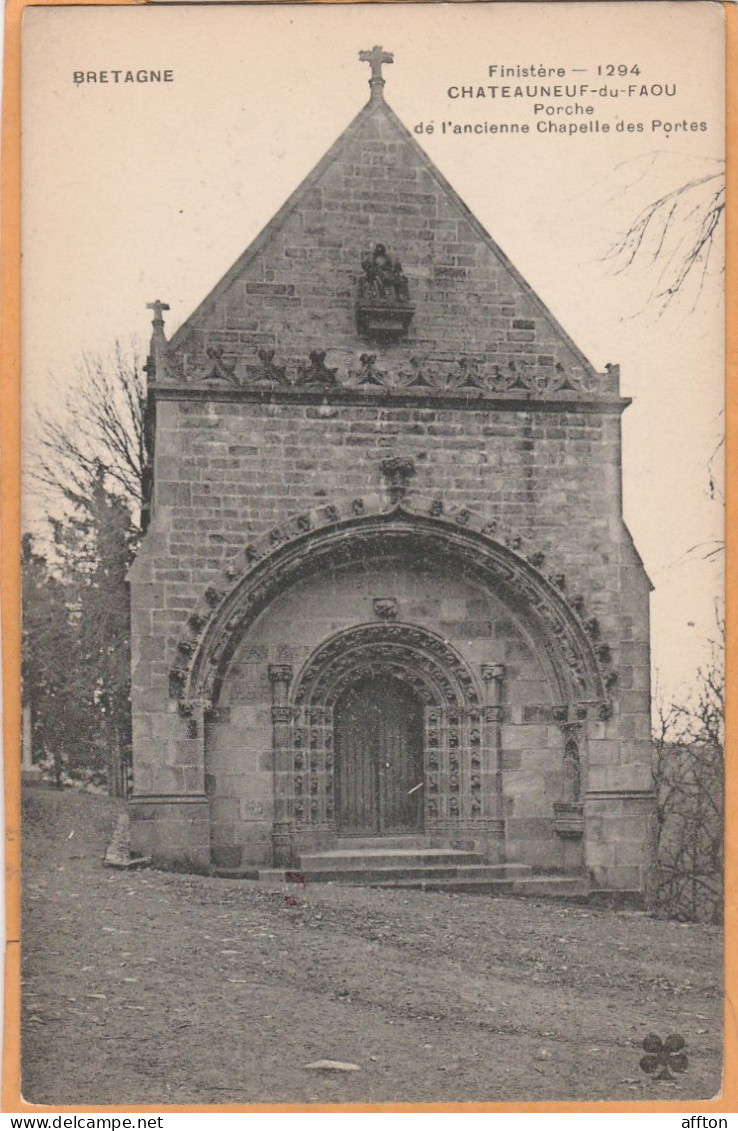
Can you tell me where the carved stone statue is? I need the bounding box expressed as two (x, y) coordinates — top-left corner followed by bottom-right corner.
(359, 244), (411, 306)
(356, 245), (415, 341)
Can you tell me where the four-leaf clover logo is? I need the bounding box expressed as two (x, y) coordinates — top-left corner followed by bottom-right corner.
(640, 1033), (689, 1080)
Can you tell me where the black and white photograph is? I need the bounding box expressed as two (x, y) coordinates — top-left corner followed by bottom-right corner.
(18, 0), (725, 1107)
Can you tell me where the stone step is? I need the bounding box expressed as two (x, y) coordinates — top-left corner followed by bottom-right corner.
(253, 866), (585, 898)
(285, 866), (468, 884)
(335, 836), (431, 851)
(511, 876), (589, 897)
(458, 863), (532, 879)
(213, 867), (261, 880)
(382, 875), (588, 896)
(298, 848), (485, 871)
(266, 864), (529, 885)
(252, 863), (587, 899)
(256, 861), (531, 882)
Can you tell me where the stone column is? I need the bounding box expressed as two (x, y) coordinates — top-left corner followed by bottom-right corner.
(268, 664), (294, 867)
(482, 663), (506, 862)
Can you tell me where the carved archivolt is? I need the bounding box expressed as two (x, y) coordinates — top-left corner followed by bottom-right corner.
(293, 623), (482, 709)
(171, 494), (612, 714)
(290, 623), (488, 828)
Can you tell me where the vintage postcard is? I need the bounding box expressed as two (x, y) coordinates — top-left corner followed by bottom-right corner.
(8, 0), (728, 1111)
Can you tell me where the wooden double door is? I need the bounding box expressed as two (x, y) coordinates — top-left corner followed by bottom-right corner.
(334, 675), (424, 835)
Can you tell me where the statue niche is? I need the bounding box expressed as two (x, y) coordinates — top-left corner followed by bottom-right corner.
(553, 735), (584, 840)
(357, 243), (414, 341)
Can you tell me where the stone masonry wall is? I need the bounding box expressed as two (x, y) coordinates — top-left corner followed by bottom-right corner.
(205, 557), (568, 870)
(136, 396), (640, 659)
(169, 100), (602, 389)
(129, 395), (652, 885)
(129, 91), (652, 888)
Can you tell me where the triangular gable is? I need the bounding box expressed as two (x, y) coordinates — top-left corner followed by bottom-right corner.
(166, 96), (599, 384)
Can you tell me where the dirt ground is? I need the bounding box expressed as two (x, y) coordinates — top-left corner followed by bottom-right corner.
(20, 786), (723, 1107)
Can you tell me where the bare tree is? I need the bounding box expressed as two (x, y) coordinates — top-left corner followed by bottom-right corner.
(24, 340), (147, 796)
(652, 627), (724, 923)
(30, 340), (147, 527)
(608, 161), (725, 312)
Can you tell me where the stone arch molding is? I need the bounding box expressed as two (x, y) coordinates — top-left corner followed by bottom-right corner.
(293, 621), (484, 710)
(170, 492), (615, 716)
(288, 622), (488, 829)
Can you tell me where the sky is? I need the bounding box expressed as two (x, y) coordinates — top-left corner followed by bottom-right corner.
(20, 1), (725, 706)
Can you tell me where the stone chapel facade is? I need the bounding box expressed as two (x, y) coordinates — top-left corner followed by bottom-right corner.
(128, 49), (655, 897)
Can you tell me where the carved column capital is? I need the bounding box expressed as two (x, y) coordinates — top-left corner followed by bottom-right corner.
(560, 720), (582, 736)
(268, 663), (293, 686)
(271, 705), (293, 724)
(481, 662), (506, 682)
(178, 696), (212, 718)
(553, 702), (588, 731)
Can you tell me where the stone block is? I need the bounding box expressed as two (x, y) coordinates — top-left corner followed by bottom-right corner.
(149, 765), (184, 794)
(586, 739), (622, 766)
(210, 797), (241, 823)
(587, 763), (653, 792)
(614, 841), (650, 866)
(505, 816), (553, 840)
(211, 844), (244, 869)
(129, 797), (209, 870)
(514, 725), (548, 752)
(591, 865), (642, 890)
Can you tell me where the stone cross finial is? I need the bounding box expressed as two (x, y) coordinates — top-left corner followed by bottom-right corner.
(145, 300), (170, 382)
(359, 45), (393, 101)
(146, 299), (170, 328)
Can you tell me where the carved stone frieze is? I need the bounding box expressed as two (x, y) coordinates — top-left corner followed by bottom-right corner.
(203, 345), (238, 386)
(174, 499), (612, 716)
(169, 339), (605, 397)
(296, 350), (339, 387)
(255, 348), (288, 386)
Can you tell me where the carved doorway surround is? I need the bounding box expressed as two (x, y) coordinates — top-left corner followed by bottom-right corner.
(269, 622), (503, 864)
